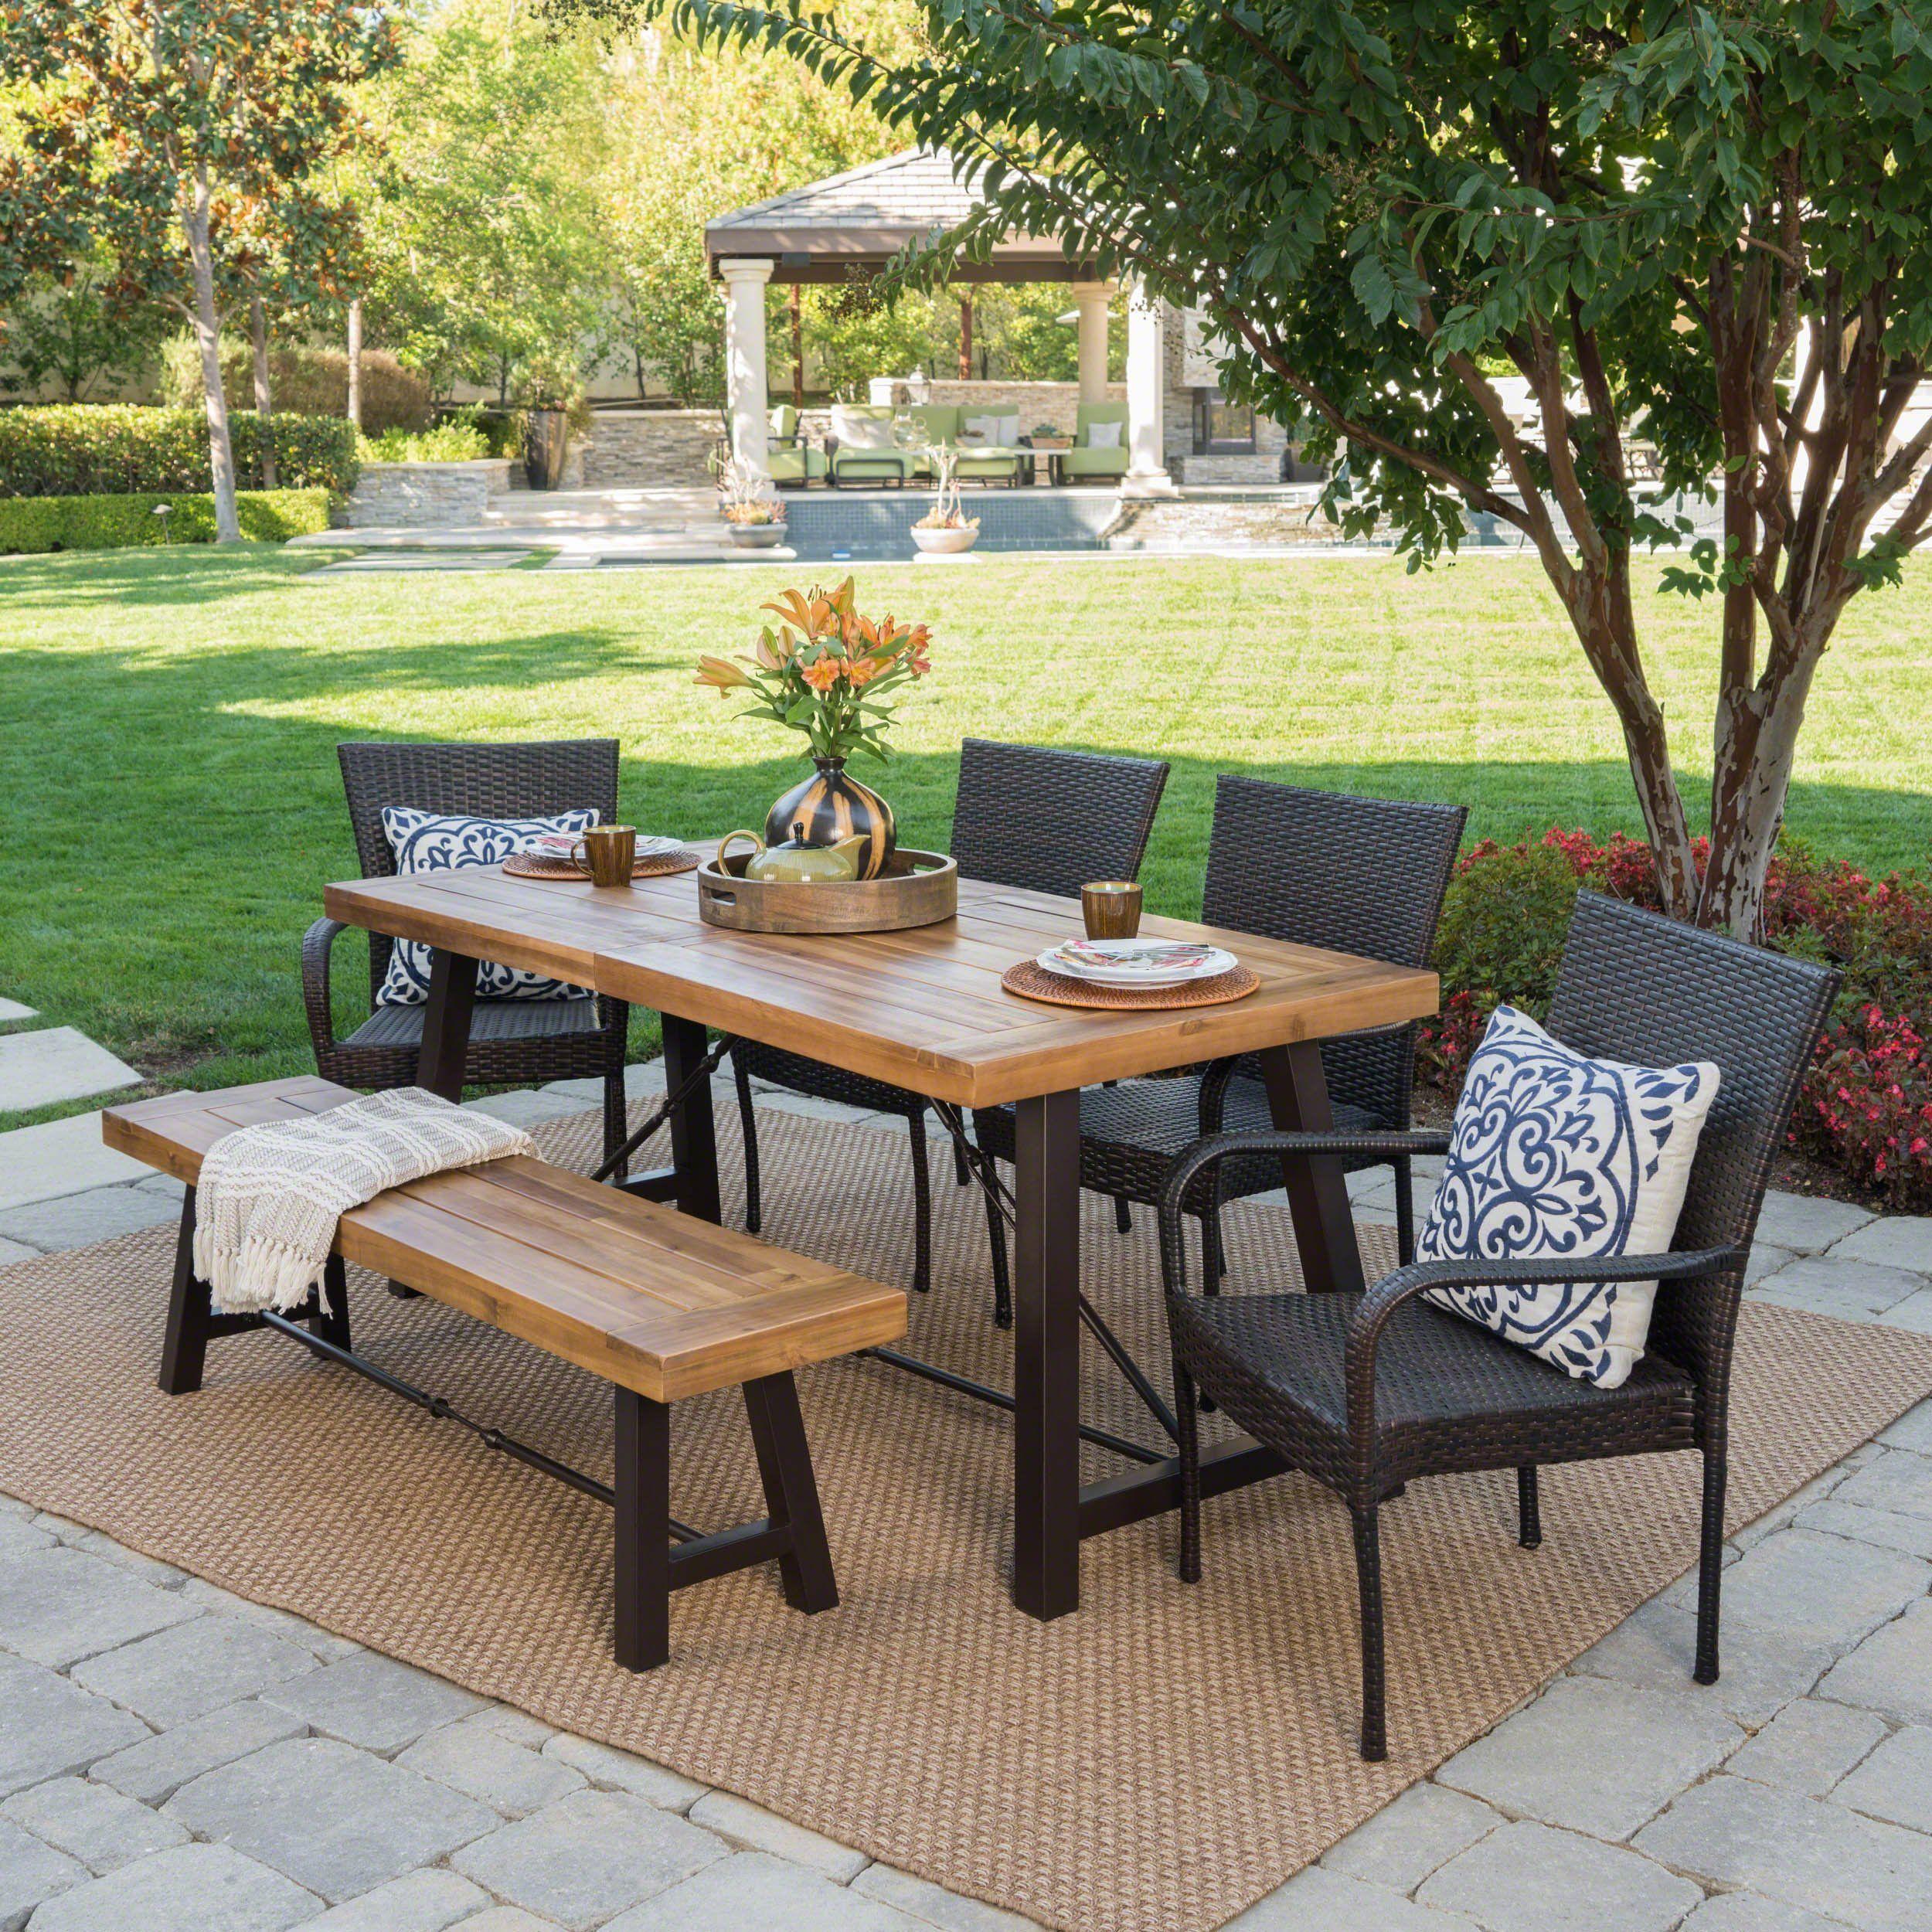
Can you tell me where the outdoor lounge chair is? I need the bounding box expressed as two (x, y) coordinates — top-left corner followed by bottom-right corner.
(301, 739), (632, 1170)
(971, 779), (1468, 1320)
(729, 739), (1170, 1301)
(766, 405), (826, 487)
(907, 403), (1029, 487)
(827, 404), (916, 486)
(1059, 400), (1131, 481)
(1158, 891), (1840, 1760)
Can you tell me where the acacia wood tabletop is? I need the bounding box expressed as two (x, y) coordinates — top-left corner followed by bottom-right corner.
(325, 849), (1440, 1108)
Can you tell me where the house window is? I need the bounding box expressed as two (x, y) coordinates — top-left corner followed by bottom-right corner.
(1192, 389), (1256, 455)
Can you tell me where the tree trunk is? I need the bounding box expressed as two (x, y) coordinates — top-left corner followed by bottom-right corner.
(958, 295), (973, 382)
(346, 298), (363, 430)
(790, 282), (805, 410)
(182, 175), (240, 545)
(250, 296), (277, 490)
(1699, 651), (1820, 935)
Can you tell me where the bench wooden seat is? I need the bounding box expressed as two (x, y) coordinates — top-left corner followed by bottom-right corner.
(103, 1077), (907, 1670)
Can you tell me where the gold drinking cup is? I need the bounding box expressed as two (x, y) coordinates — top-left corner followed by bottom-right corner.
(1082, 879), (1143, 940)
(572, 824), (637, 886)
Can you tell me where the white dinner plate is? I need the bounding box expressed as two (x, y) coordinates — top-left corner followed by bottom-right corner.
(1038, 939), (1239, 988)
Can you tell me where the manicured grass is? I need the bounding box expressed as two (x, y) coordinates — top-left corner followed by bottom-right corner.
(1, 543), (1927, 1125)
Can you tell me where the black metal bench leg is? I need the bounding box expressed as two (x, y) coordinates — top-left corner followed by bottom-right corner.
(742, 1372), (838, 1614)
(159, 1187), (211, 1396)
(314, 1255), (352, 1355)
(614, 1386), (672, 1672)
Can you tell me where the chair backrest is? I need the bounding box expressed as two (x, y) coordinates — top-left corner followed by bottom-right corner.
(949, 738), (1169, 898)
(1202, 777), (1468, 1122)
(910, 403), (961, 444)
(769, 404), (799, 443)
(337, 739), (621, 998)
(1076, 401), (1130, 445)
(1545, 891), (1840, 1396)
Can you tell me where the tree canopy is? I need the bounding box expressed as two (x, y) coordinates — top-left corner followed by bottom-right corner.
(551, 0), (1932, 932)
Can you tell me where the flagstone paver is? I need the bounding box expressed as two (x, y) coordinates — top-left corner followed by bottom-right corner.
(0, 1774), (188, 1873)
(24, 1840), (320, 1932)
(0, 1113), (151, 1213)
(0, 996), (39, 1023)
(0, 1029), (140, 1114)
(6, 1091), (1932, 1931)
(165, 1737), (498, 1904)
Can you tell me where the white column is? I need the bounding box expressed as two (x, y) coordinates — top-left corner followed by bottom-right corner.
(1073, 280), (1114, 406)
(1123, 279), (1175, 495)
(721, 257), (774, 478)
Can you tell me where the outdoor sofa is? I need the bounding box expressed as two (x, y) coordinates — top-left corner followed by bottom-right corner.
(1058, 400), (1131, 481)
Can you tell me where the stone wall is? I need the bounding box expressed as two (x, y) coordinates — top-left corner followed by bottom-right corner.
(342, 458), (514, 529)
(578, 410), (722, 488)
(1160, 311), (1294, 484)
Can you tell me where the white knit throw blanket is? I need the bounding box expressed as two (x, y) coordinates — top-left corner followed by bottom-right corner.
(192, 1087), (536, 1315)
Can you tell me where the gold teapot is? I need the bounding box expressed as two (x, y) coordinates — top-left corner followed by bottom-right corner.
(718, 828), (868, 885)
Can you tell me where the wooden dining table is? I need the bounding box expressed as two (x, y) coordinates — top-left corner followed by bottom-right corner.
(324, 851), (1438, 1620)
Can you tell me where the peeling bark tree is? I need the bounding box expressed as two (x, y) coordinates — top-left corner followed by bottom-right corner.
(558, 0), (1932, 936)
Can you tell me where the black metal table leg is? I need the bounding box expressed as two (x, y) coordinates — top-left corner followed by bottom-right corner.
(1258, 1041), (1366, 1296)
(416, 948), (479, 1101)
(662, 1015), (721, 1226)
(614, 1386), (671, 1672)
(1012, 1088), (1083, 1620)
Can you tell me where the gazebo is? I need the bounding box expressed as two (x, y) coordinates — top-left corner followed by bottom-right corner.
(705, 149), (1174, 493)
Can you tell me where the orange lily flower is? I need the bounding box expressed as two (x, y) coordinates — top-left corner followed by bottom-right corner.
(801, 655), (843, 692)
(695, 655), (752, 692)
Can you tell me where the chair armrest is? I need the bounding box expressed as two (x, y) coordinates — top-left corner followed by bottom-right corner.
(301, 917), (350, 1058)
(1342, 1244), (1741, 1476)
(1155, 1128), (1456, 1292)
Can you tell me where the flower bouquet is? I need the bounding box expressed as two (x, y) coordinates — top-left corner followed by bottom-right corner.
(695, 578), (933, 876)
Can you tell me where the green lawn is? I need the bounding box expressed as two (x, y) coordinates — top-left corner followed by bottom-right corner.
(2, 543), (1927, 1128)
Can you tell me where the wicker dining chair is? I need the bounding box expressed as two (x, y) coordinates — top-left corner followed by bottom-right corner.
(971, 778), (1468, 1317)
(301, 740), (633, 1167)
(730, 738), (1170, 1298)
(1157, 891), (1840, 1760)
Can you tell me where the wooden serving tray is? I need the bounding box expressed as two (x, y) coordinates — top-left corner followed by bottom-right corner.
(696, 847), (957, 934)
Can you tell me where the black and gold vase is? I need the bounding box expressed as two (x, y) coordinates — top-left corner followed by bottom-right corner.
(764, 757), (896, 879)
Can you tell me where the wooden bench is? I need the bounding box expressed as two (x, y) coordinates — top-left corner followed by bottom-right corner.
(103, 1077), (907, 1671)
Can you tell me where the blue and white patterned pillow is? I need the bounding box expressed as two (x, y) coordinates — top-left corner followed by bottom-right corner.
(1418, 1005), (1719, 1388)
(375, 806), (599, 1007)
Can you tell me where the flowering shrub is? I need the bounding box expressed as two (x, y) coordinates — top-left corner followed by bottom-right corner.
(1423, 827), (1932, 1208)
(1793, 1007), (1932, 1207)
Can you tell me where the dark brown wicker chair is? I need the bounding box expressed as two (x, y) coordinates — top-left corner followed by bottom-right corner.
(730, 738), (1170, 1297)
(1157, 891), (1840, 1760)
(971, 778), (1468, 1317)
(301, 740), (632, 1166)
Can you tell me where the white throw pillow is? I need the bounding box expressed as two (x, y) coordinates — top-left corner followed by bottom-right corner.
(1418, 1005), (1719, 1387)
(1085, 420), (1124, 450)
(376, 807), (598, 1007)
(832, 408), (893, 451)
(963, 413), (1019, 447)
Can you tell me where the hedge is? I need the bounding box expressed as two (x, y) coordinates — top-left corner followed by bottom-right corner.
(0, 489), (333, 554)
(156, 335), (434, 435)
(0, 406), (360, 498)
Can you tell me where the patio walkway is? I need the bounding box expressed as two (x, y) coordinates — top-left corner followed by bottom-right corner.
(2, 1071), (1929, 1930)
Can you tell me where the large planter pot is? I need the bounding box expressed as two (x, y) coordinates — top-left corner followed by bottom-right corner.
(764, 757), (896, 881)
(911, 524), (979, 555)
(728, 522), (786, 548)
(523, 409), (570, 491)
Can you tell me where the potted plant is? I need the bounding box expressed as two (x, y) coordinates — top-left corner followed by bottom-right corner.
(693, 578), (933, 878)
(911, 446), (981, 555)
(1027, 420), (1071, 451)
(717, 461), (787, 548)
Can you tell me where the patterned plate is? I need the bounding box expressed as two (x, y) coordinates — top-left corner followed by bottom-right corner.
(502, 849), (702, 882)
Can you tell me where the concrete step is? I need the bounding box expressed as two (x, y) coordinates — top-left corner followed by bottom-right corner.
(0, 1029), (142, 1114)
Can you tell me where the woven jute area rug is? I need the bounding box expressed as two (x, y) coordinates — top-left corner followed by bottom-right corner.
(6, 1102), (1932, 1932)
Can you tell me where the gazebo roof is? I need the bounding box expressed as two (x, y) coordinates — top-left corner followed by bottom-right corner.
(706, 148), (1094, 284)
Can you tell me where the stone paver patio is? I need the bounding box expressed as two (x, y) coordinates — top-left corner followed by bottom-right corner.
(2, 1068), (1929, 1931)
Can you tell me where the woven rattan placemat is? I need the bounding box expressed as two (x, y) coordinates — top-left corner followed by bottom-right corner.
(1000, 957), (1262, 1009)
(5, 1102), (1929, 1932)
(502, 848), (702, 882)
